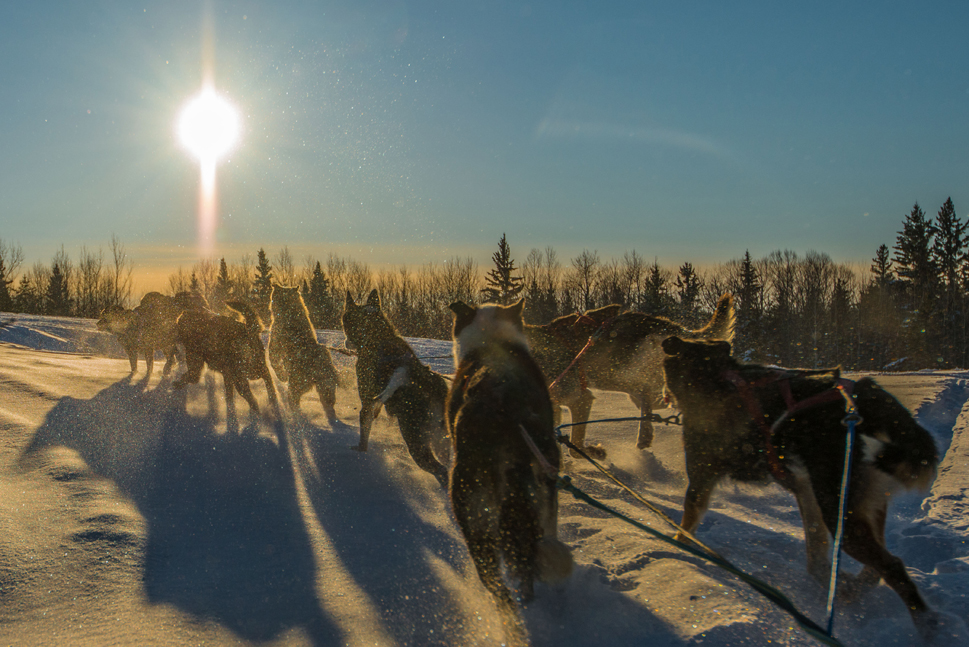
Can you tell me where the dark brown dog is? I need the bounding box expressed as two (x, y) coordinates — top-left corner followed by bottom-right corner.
(525, 294), (734, 458)
(97, 304), (143, 374)
(173, 300), (281, 429)
(268, 284), (339, 421)
(95, 291), (205, 377)
(448, 299), (573, 644)
(661, 335), (942, 638)
(342, 290), (450, 486)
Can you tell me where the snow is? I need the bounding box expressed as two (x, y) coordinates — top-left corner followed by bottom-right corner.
(0, 312), (967, 646)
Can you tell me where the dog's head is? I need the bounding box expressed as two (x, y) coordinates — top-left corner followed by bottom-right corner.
(96, 305), (134, 333)
(269, 283), (305, 320)
(449, 299), (527, 367)
(661, 336), (733, 407)
(342, 289), (392, 351)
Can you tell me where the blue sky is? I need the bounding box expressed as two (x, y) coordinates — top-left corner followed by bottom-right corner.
(1, 1), (967, 288)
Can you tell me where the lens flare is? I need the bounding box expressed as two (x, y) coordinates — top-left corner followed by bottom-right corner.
(177, 86), (241, 256)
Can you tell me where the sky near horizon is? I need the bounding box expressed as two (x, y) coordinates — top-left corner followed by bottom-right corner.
(1, 1), (967, 291)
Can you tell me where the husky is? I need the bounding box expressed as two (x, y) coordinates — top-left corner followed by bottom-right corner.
(342, 289), (450, 487)
(173, 300), (282, 429)
(268, 283), (339, 422)
(661, 335), (944, 639)
(95, 291), (207, 377)
(525, 294), (734, 458)
(97, 304), (144, 374)
(448, 299), (573, 643)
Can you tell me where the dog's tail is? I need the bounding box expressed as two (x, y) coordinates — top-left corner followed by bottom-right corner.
(225, 300), (264, 335)
(855, 378), (939, 491)
(694, 293), (735, 343)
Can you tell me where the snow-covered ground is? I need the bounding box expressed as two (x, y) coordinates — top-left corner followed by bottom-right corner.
(0, 312), (967, 646)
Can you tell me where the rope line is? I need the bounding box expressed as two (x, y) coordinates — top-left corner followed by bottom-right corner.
(557, 477), (845, 647)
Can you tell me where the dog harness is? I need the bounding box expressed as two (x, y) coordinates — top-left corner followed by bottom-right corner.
(722, 369), (856, 482)
(547, 314), (616, 393)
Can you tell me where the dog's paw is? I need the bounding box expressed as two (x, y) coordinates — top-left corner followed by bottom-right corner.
(350, 444), (368, 453)
(636, 429), (654, 449)
(568, 443), (607, 460)
(913, 609), (969, 646)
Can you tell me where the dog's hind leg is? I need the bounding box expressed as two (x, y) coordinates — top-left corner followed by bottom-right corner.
(565, 389), (605, 459)
(633, 387), (655, 450)
(841, 512), (929, 620)
(788, 463), (832, 585)
(355, 400), (381, 451)
(675, 465), (719, 541)
(314, 379), (338, 424)
(162, 346), (177, 376)
(400, 420), (449, 487)
(223, 378), (240, 433)
(143, 347), (155, 378)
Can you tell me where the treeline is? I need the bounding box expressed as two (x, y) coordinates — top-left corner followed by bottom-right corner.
(0, 236), (133, 318)
(1, 198), (965, 371)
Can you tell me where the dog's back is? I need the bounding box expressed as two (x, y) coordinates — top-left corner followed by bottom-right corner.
(268, 284), (338, 417)
(448, 300), (572, 640)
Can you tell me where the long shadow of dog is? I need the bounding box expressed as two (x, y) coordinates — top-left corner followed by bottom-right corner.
(292, 418), (686, 646)
(21, 380), (341, 645)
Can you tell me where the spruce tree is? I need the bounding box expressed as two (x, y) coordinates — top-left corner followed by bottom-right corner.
(13, 276), (38, 314)
(305, 261), (332, 328)
(641, 260), (673, 316)
(252, 248), (274, 318)
(212, 257), (232, 310)
(930, 198), (966, 365)
(0, 256), (12, 312)
(893, 203), (938, 363)
(45, 263), (70, 316)
(674, 262), (702, 325)
(482, 233), (524, 305)
(736, 251), (763, 357)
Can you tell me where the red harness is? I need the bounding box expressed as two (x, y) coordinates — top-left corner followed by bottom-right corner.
(722, 369), (856, 482)
(546, 313), (610, 393)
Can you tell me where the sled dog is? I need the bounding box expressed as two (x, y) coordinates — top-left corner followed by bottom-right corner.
(96, 291), (206, 377)
(662, 335), (941, 636)
(342, 289), (449, 486)
(526, 294), (734, 457)
(448, 299), (573, 643)
(173, 300), (281, 425)
(268, 283), (339, 421)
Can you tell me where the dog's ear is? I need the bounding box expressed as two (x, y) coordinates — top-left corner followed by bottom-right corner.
(345, 291), (355, 308)
(662, 336), (684, 355)
(449, 301), (475, 320)
(366, 289), (380, 307)
(508, 298), (525, 321)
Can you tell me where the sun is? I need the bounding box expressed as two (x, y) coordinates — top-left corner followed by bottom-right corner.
(177, 87), (241, 163)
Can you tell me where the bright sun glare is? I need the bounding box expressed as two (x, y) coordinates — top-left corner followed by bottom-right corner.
(177, 87), (240, 163)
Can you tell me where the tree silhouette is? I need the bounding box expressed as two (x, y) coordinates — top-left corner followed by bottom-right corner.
(482, 233), (523, 305)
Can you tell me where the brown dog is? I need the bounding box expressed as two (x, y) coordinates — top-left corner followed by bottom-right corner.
(661, 335), (943, 639)
(525, 294), (734, 458)
(268, 284), (339, 421)
(173, 300), (281, 429)
(95, 291), (207, 377)
(342, 290), (450, 486)
(448, 299), (573, 644)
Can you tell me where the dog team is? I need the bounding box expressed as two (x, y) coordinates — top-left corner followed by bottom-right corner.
(98, 284), (945, 644)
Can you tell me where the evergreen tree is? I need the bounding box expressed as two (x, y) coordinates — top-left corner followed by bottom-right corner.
(212, 257), (232, 310)
(641, 260), (673, 316)
(930, 197), (966, 365)
(674, 262), (702, 325)
(482, 233), (524, 304)
(45, 263), (70, 316)
(736, 251), (763, 357)
(252, 248), (274, 318)
(871, 244), (893, 289)
(0, 256), (12, 312)
(893, 203), (938, 363)
(305, 261), (333, 328)
(13, 276), (39, 314)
